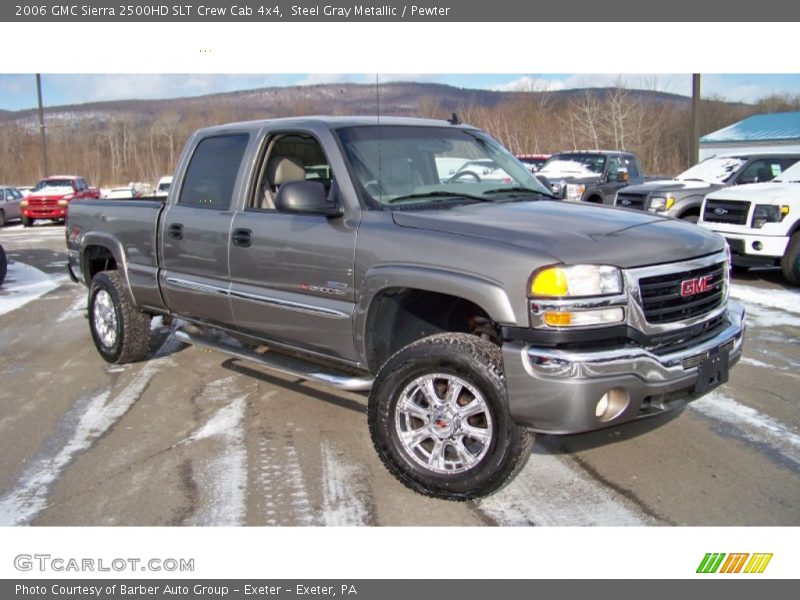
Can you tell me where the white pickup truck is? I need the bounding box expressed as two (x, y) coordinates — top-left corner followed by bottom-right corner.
(700, 161), (800, 285)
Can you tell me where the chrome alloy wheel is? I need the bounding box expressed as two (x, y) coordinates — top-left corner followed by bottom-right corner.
(394, 373), (493, 475)
(93, 289), (119, 349)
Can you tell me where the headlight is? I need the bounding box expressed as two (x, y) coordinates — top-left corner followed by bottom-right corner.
(20, 199), (28, 208)
(752, 204), (788, 228)
(57, 199), (69, 206)
(565, 183), (585, 200)
(530, 265), (623, 297)
(649, 195), (675, 212)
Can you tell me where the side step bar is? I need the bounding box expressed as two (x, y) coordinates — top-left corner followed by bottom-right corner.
(173, 330), (374, 392)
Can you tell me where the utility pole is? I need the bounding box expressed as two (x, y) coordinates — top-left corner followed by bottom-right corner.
(691, 74), (701, 164)
(36, 73), (49, 177)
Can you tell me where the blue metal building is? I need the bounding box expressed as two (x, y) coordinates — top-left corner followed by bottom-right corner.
(699, 111), (800, 159)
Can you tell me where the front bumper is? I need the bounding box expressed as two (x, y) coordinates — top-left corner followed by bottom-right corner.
(503, 301), (745, 433)
(724, 233), (789, 266)
(22, 207), (67, 219)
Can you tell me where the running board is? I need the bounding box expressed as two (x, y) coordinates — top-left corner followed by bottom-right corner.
(173, 330), (374, 392)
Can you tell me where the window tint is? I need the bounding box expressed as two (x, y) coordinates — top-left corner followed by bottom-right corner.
(179, 134), (249, 210)
(737, 158), (800, 184)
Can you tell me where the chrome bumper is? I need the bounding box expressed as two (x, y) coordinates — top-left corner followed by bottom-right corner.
(503, 301), (745, 433)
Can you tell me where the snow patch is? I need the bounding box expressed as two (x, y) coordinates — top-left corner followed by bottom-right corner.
(731, 284), (800, 315)
(0, 262), (62, 317)
(56, 292), (87, 323)
(738, 356), (774, 369)
(320, 442), (370, 526)
(183, 378), (249, 526)
(690, 391), (800, 467)
(478, 450), (648, 526)
(0, 338), (175, 525)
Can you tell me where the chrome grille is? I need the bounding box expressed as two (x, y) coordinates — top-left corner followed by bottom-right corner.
(639, 262), (727, 324)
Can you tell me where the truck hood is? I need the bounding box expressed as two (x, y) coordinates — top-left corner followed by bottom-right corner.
(391, 201), (723, 269)
(622, 179), (720, 195)
(707, 181), (800, 203)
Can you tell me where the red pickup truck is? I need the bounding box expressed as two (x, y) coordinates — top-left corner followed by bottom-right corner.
(21, 176), (100, 227)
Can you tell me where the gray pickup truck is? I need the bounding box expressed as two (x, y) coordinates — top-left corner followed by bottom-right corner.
(615, 154), (800, 221)
(66, 117), (745, 500)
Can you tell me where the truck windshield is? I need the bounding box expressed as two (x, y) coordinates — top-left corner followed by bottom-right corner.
(335, 126), (551, 206)
(540, 154), (606, 175)
(33, 179), (75, 191)
(676, 157), (746, 184)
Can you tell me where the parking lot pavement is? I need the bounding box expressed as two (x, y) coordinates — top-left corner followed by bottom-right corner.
(1, 223), (798, 526)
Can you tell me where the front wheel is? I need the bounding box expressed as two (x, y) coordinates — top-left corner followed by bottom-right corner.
(781, 231), (800, 286)
(22, 216), (33, 227)
(368, 333), (534, 500)
(89, 270), (151, 363)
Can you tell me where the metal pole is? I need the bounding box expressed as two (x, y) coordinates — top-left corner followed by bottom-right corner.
(691, 73), (701, 163)
(36, 73), (48, 177)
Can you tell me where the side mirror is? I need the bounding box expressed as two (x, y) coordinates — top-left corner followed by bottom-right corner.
(274, 180), (342, 217)
(615, 170), (629, 183)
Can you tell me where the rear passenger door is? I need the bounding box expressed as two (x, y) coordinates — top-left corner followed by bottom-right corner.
(159, 132), (251, 326)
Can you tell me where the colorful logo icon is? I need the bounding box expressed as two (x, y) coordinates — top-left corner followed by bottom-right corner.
(696, 553), (773, 574)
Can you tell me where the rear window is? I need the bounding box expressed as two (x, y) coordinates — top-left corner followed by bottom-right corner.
(179, 134), (249, 210)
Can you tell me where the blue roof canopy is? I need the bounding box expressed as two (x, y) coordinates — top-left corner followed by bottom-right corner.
(700, 111), (800, 144)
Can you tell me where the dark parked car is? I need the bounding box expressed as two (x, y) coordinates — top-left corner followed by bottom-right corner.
(537, 151), (644, 204)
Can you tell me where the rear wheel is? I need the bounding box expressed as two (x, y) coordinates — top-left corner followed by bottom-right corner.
(0, 211), (5, 227)
(781, 231), (800, 286)
(368, 333), (534, 500)
(0, 245), (7, 286)
(89, 271), (151, 363)
(22, 216), (33, 227)
(681, 214), (699, 223)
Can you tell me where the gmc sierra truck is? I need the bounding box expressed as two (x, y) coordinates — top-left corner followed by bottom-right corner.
(536, 150), (644, 204)
(66, 117), (745, 500)
(700, 160), (800, 285)
(615, 154), (800, 222)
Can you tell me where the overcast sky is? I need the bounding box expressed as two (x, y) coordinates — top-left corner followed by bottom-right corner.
(1, 73), (799, 111)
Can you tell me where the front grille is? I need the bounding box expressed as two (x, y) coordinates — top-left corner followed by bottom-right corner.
(703, 199), (750, 225)
(616, 193), (646, 210)
(28, 197), (58, 208)
(638, 262), (726, 324)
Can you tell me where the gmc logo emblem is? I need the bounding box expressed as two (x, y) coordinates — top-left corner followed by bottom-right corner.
(681, 274), (715, 297)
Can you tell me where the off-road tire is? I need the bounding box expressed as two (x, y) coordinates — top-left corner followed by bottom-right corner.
(781, 231), (800, 286)
(88, 270), (151, 363)
(0, 245), (7, 286)
(368, 333), (534, 500)
(22, 216), (33, 227)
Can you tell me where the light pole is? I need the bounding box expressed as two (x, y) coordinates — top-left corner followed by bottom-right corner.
(36, 73), (49, 177)
(691, 74), (701, 164)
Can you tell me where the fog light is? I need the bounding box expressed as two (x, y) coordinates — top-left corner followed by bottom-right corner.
(595, 388), (630, 422)
(753, 241), (763, 251)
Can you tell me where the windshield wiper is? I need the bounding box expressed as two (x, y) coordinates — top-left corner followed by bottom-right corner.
(386, 191), (492, 204)
(482, 186), (559, 199)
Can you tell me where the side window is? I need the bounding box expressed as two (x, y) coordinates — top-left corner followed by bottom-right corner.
(623, 157), (639, 179)
(737, 159), (782, 184)
(12, 189), (22, 200)
(179, 134), (249, 210)
(250, 133), (335, 211)
(0, 189), (5, 201)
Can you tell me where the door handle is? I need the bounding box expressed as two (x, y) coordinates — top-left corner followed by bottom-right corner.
(232, 228), (252, 247)
(168, 223), (184, 240)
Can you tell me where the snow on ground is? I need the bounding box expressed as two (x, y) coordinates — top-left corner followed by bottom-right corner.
(320, 441), (371, 526)
(478, 450), (649, 526)
(0, 336), (178, 526)
(183, 377), (249, 526)
(0, 261), (65, 317)
(690, 391), (800, 470)
(55, 292), (87, 323)
(730, 283), (800, 315)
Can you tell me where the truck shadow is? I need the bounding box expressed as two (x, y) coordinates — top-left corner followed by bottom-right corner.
(220, 358), (368, 415)
(537, 408), (685, 454)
